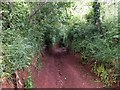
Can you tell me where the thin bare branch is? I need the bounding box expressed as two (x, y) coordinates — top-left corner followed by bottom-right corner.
(29, 0), (48, 20)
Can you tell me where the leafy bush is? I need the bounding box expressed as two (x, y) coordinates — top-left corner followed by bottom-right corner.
(65, 2), (119, 86)
(1, 2), (43, 76)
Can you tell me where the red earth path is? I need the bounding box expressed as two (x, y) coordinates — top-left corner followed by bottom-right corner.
(2, 45), (104, 88)
(29, 45), (103, 88)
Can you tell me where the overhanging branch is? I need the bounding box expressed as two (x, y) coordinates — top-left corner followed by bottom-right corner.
(29, 0), (48, 20)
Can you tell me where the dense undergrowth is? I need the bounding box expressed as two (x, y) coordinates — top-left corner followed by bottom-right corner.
(65, 2), (119, 86)
(0, 1), (119, 88)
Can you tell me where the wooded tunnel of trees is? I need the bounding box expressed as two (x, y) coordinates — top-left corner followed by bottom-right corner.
(0, 0), (120, 88)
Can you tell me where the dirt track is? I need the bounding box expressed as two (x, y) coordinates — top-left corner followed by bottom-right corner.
(30, 46), (103, 88)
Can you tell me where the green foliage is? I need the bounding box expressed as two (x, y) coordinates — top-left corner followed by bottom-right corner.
(24, 76), (33, 88)
(96, 65), (109, 85)
(1, 2), (43, 75)
(1, 1), (73, 77)
(3, 37), (34, 73)
(1, 1), (119, 87)
(92, 64), (117, 86)
(65, 2), (119, 86)
(29, 2), (73, 47)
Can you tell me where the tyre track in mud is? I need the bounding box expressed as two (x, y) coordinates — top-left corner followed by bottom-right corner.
(53, 48), (65, 88)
